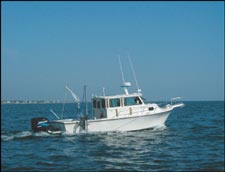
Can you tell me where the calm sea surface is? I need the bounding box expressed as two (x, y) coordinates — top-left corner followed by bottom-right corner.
(1, 101), (224, 171)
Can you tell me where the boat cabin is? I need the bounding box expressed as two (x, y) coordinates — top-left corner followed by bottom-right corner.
(92, 94), (145, 119)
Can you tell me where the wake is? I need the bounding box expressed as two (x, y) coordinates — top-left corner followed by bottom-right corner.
(152, 124), (167, 131)
(1, 125), (167, 141)
(1, 131), (53, 141)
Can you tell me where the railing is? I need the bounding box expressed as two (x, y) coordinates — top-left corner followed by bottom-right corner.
(170, 97), (182, 105)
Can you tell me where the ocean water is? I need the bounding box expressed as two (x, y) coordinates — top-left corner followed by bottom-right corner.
(1, 101), (224, 171)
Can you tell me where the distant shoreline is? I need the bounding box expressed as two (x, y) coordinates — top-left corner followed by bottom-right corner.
(1, 100), (224, 105)
(1, 101), (74, 105)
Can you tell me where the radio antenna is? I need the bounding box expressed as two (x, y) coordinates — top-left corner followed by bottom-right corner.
(128, 53), (141, 93)
(118, 55), (125, 83)
(118, 55), (131, 95)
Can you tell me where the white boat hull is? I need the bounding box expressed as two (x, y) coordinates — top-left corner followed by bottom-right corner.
(88, 110), (170, 132)
(48, 109), (171, 134)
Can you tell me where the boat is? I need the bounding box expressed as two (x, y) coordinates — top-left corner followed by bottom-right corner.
(31, 57), (184, 134)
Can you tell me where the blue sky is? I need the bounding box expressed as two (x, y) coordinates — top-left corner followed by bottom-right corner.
(2, 2), (224, 101)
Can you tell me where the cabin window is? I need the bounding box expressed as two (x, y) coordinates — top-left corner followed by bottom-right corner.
(149, 107), (154, 111)
(101, 99), (106, 108)
(97, 101), (101, 108)
(109, 98), (120, 108)
(93, 99), (106, 109)
(124, 97), (142, 106)
(93, 100), (97, 108)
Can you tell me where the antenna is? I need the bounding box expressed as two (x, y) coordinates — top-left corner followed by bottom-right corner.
(61, 90), (67, 119)
(118, 55), (125, 83)
(128, 53), (141, 94)
(118, 55), (131, 95)
(84, 85), (88, 116)
(102, 87), (106, 96)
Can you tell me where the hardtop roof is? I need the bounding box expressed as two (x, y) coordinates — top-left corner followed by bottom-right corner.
(92, 93), (142, 99)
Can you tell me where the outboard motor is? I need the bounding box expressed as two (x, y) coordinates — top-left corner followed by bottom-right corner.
(31, 117), (50, 132)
